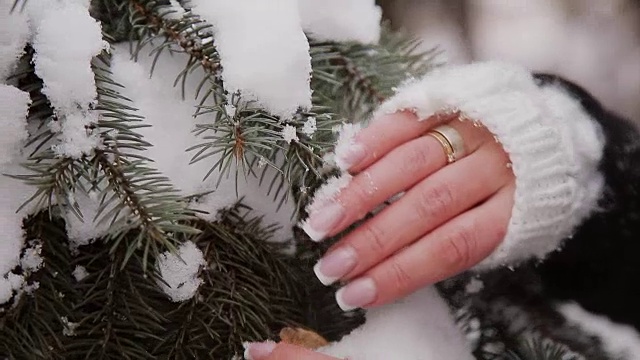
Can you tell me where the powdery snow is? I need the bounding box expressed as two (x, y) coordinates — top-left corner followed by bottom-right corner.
(64, 190), (112, 251)
(300, 172), (352, 241)
(559, 302), (640, 360)
(298, 0), (382, 44)
(0, 2), (30, 81)
(110, 45), (297, 245)
(0, 273), (23, 304)
(333, 122), (362, 171)
(281, 124), (299, 144)
(156, 241), (206, 302)
(72, 265), (89, 282)
(0, 85), (30, 165)
(61, 316), (79, 336)
(301, 116), (317, 136)
(0, 85), (36, 304)
(31, 0), (106, 158)
(20, 241), (43, 272)
(110, 46), (238, 211)
(304, 173), (352, 215)
(319, 286), (474, 360)
(191, 0), (312, 118)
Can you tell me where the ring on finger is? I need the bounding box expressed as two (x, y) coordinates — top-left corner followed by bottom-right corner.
(425, 124), (466, 164)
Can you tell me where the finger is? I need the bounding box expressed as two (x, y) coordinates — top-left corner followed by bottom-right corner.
(335, 184), (515, 310)
(335, 110), (457, 172)
(313, 142), (512, 286)
(245, 341), (340, 360)
(304, 118), (493, 241)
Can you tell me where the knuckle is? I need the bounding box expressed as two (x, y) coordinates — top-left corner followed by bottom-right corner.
(389, 261), (413, 291)
(399, 142), (432, 175)
(441, 225), (478, 270)
(412, 182), (456, 220)
(360, 223), (387, 255)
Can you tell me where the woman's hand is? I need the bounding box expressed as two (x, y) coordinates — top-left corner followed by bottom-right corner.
(244, 341), (340, 360)
(304, 111), (515, 310)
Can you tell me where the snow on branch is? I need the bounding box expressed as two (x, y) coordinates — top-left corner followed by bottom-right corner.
(156, 241), (206, 302)
(298, 0), (382, 44)
(0, 1), (30, 81)
(0, 85), (29, 165)
(0, 85), (36, 305)
(191, 0), (312, 119)
(30, 0), (108, 158)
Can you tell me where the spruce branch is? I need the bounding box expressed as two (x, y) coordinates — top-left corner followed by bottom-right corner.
(153, 204), (308, 359)
(310, 27), (439, 119)
(11, 44), (199, 271)
(0, 214), (80, 360)
(114, 1), (341, 210)
(128, 0), (221, 75)
(90, 52), (199, 270)
(68, 241), (169, 360)
(7, 47), (86, 217)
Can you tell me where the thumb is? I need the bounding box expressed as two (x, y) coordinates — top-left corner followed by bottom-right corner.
(244, 341), (339, 360)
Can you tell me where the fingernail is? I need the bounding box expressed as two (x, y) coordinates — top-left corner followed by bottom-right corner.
(243, 341), (276, 360)
(336, 143), (366, 170)
(335, 277), (377, 311)
(314, 246), (357, 285)
(302, 203), (345, 242)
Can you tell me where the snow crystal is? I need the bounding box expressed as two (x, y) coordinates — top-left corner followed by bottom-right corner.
(31, 0), (107, 158)
(191, 0), (312, 118)
(319, 286), (474, 359)
(72, 265), (89, 282)
(281, 124), (299, 144)
(20, 242), (43, 272)
(465, 278), (484, 294)
(559, 302), (640, 360)
(298, 0), (382, 44)
(156, 242), (206, 302)
(333, 123), (363, 171)
(0, 2), (30, 81)
(23, 281), (40, 295)
(0, 85), (30, 165)
(301, 116), (317, 136)
(0, 273), (24, 304)
(61, 316), (79, 336)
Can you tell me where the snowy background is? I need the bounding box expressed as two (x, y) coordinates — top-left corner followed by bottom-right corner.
(381, 0), (640, 123)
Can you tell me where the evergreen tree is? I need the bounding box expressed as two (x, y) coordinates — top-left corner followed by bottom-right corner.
(0, 1), (594, 359)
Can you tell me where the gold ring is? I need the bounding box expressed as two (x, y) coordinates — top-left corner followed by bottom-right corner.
(425, 125), (466, 163)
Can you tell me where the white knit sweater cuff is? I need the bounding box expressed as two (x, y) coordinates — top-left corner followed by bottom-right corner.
(375, 62), (605, 269)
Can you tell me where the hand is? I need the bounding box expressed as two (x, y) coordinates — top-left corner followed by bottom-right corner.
(244, 341), (340, 360)
(304, 111), (515, 310)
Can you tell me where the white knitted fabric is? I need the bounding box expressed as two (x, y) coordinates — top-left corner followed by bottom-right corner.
(375, 62), (605, 269)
